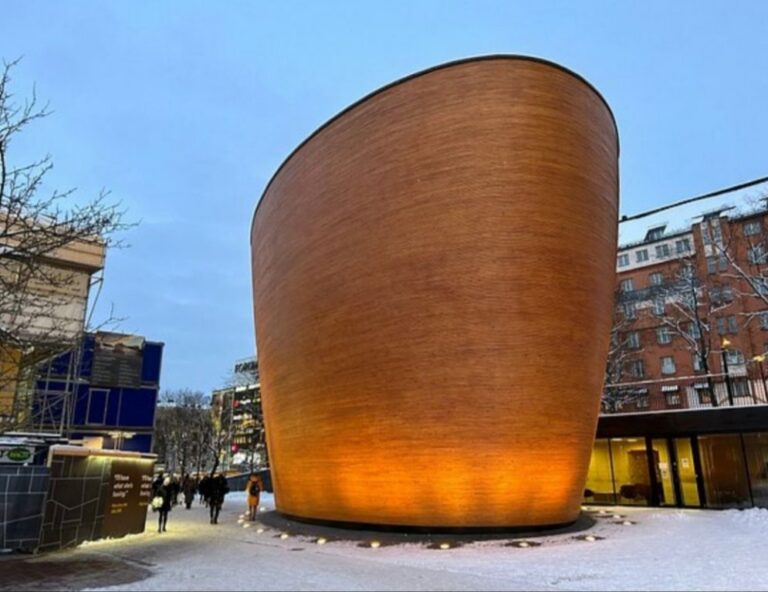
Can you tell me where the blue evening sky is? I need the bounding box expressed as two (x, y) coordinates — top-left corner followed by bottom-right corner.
(2, 1), (767, 393)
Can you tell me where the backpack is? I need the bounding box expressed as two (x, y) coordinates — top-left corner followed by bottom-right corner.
(249, 482), (260, 496)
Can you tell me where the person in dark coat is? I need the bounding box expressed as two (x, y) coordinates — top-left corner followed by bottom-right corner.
(156, 476), (173, 533)
(182, 474), (197, 510)
(151, 471), (165, 497)
(198, 475), (211, 507)
(208, 474), (230, 524)
(171, 474), (181, 506)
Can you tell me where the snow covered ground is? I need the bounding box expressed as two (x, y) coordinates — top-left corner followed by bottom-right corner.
(72, 492), (768, 591)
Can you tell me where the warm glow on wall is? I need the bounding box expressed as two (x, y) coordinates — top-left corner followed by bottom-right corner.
(251, 56), (618, 528)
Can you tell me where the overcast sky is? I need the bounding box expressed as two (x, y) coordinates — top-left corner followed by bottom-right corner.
(2, 1), (767, 393)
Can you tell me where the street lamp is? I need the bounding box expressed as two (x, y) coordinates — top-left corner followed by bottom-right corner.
(721, 338), (735, 407)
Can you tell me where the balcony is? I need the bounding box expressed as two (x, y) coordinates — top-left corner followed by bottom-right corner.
(602, 371), (768, 415)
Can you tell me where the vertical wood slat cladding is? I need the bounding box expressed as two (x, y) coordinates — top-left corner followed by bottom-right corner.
(251, 57), (618, 528)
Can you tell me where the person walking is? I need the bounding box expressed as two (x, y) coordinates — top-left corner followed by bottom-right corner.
(151, 471), (165, 497)
(156, 476), (173, 533)
(182, 474), (197, 510)
(198, 474), (211, 507)
(245, 473), (264, 521)
(208, 473), (230, 524)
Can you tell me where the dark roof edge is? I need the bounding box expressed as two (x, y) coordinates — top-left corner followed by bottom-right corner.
(249, 54), (620, 241)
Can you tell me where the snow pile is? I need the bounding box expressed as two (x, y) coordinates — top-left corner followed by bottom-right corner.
(723, 507), (768, 528)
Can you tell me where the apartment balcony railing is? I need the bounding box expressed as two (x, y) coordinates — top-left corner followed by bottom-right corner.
(617, 279), (701, 304)
(601, 369), (768, 414)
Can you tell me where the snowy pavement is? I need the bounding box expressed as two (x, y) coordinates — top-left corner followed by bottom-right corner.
(11, 492), (766, 591)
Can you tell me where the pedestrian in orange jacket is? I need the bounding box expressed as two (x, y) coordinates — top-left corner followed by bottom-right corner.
(246, 473), (264, 521)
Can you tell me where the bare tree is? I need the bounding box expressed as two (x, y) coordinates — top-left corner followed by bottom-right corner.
(208, 390), (233, 476)
(0, 58), (131, 430)
(603, 290), (643, 412)
(657, 255), (737, 406)
(153, 389), (211, 475)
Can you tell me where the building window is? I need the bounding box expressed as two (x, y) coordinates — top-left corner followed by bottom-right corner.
(710, 285), (733, 305)
(675, 238), (692, 254)
(657, 327), (672, 344)
(653, 298), (665, 316)
(760, 313), (768, 330)
(620, 278), (634, 292)
(710, 286), (721, 304)
(719, 255), (728, 271)
(618, 253), (630, 268)
(661, 356), (676, 375)
(726, 349), (745, 365)
(626, 331), (641, 349)
(748, 244), (767, 265)
(717, 316), (738, 335)
(688, 322), (702, 339)
(663, 387), (681, 406)
(623, 302), (637, 320)
(694, 384), (713, 405)
(629, 359), (645, 378)
(707, 256), (717, 274)
(732, 378), (751, 398)
(744, 221), (762, 237)
(636, 249), (649, 263)
(717, 317), (725, 334)
(636, 394), (650, 408)
(655, 244), (671, 259)
(693, 354), (704, 371)
(649, 272), (664, 286)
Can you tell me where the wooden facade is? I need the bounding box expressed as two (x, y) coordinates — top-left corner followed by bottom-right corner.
(251, 56), (619, 528)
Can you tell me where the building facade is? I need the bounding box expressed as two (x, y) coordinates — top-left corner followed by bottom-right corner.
(210, 357), (265, 471)
(33, 332), (164, 453)
(590, 198), (768, 510)
(0, 236), (105, 424)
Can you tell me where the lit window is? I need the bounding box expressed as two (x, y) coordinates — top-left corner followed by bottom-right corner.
(664, 389), (681, 406)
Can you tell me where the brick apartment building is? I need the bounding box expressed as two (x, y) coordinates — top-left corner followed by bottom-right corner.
(586, 188), (768, 510)
(607, 201), (768, 413)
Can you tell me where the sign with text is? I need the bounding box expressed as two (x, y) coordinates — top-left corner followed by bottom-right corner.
(101, 458), (154, 538)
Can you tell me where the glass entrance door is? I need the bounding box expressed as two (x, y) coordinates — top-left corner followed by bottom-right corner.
(673, 437), (702, 507)
(651, 439), (676, 506)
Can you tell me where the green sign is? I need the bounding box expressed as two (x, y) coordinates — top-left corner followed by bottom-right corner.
(0, 446), (34, 463)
